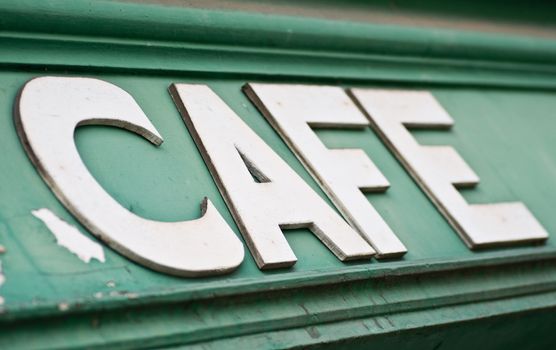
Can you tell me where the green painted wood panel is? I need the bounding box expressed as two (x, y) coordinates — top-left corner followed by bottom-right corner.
(1, 71), (555, 317)
(0, 1), (555, 349)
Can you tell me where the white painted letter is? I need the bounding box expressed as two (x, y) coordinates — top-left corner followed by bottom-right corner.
(244, 84), (406, 258)
(170, 84), (374, 269)
(16, 77), (244, 277)
(350, 88), (548, 248)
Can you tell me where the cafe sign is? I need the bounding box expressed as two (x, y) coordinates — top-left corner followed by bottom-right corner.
(13, 76), (548, 277)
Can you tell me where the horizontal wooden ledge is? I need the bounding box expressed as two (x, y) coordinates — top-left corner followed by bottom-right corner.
(2, 258), (556, 348)
(1, 0), (556, 68)
(195, 290), (556, 350)
(1, 34), (556, 90)
(1, 246), (556, 323)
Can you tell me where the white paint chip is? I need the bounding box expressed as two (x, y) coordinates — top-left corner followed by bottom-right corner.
(0, 260), (5, 306)
(32, 208), (105, 263)
(58, 302), (70, 311)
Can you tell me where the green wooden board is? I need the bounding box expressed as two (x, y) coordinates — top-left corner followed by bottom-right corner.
(1, 71), (556, 319)
(0, 1), (556, 349)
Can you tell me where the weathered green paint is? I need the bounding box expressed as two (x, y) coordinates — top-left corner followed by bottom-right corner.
(3, 261), (556, 349)
(1, 1), (556, 88)
(0, 1), (555, 349)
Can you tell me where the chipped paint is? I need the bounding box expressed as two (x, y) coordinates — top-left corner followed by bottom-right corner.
(0, 260), (5, 306)
(58, 302), (70, 311)
(32, 208), (105, 263)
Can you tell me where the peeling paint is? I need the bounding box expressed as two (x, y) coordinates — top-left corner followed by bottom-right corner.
(32, 208), (105, 263)
(0, 260), (5, 306)
(58, 302), (70, 311)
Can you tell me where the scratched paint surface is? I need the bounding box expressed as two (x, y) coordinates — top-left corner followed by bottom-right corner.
(0, 71), (554, 316)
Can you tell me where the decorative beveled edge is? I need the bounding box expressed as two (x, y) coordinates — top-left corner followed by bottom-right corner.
(1, 1), (556, 89)
(1, 246), (555, 322)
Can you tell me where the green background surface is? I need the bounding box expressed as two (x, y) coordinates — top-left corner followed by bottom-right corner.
(1, 1), (556, 349)
(0, 71), (554, 317)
